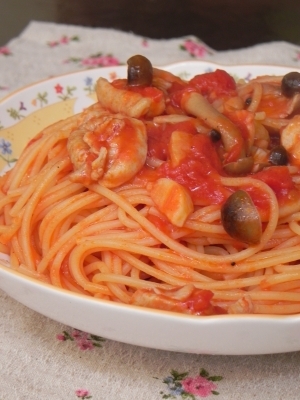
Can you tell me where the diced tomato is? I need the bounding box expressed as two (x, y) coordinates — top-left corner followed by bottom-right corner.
(253, 166), (295, 199)
(161, 159), (228, 205)
(167, 81), (192, 110)
(147, 123), (172, 161)
(168, 69), (237, 109)
(189, 69), (237, 98)
(147, 120), (199, 160)
(245, 166), (298, 220)
(245, 186), (272, 221)
(168, 80), (188, 94)
(184, 289), (213, 312)
(158, 133), (229, 205)
(182, 288), (226, 315)
(131, 286), (226, 315)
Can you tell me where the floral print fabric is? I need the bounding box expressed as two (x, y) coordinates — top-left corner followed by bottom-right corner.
(160, 369), (222, 398)
(0, 21), (215, 99)
(57, 329), (223, 398)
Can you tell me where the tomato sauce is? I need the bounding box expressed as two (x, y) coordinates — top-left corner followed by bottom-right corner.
(143, 118), (230, 205)
(158, 136), (229, 205)
(146, 214), (175, 236)
(146, 119), (198, 160)
(225, 109), (254, 143)
(131, 287), (226, 315)
(132, 69), (299, 216)
(167, 69), (237, 111)
(254, 166), (295, 199)
(189, 69), (237, 101)
(181, 289), (226, 315)
(112, 78), (164, 105)
(143, 118), (299, 212)
(257, 93), (291, 118)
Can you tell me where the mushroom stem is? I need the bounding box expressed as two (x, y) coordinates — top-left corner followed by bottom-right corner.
(181, 91), (245, 162)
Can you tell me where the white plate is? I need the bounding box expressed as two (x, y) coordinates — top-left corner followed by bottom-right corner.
(1, 61), (300, 356)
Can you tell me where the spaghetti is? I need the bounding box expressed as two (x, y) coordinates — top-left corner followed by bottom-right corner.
(1, 55), (300, 316)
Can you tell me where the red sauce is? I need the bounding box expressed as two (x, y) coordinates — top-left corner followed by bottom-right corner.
(167, 69), (237, 110)
(112, 78), (163, 105)
(257, 93), (291, 118)
(143, 119), (299, 211)
(225, 109), (254, 143)
(131, 287), (226, 315)
(182, 289), (226, 315)
(253, 166), (295, 200)
(158, 134), (229, 205)
(144, 120), (230, 205)
(240, 166), (298, 220)
(121, 70), (299, 215)
(189, 69), (237, 99)
(147, 119), (198, 160)
(147, 214), (175, 236)
(87, 116), (137, 154)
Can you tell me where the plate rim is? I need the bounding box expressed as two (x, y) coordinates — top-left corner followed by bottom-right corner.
(1, 60), (299, 105)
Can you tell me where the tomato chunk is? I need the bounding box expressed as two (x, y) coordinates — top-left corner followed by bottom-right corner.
(189, 69), (237, 97)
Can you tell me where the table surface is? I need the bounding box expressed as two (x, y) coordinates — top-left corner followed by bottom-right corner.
(1, 0), (300, 49)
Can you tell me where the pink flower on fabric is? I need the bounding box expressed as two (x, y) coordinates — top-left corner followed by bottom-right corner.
(56, 328), (105, 349)
(80, 57), (98, 66)
(182, 39), (209, 58)
(48, 41), (59, 47)
(48, 35), (79, 47)
(161, 369), (222, 398)
(77, 339), (94, 350)
(81, 55), (119, 67)
(75, 389), (89, 396)
(75, 388), (92, 399)
(60, 35), (69, 44)
(72, 330), (94, 349)
(182, 376), (217, 397)
(72, 329), (84, 339)
(0, 46), (11, 56)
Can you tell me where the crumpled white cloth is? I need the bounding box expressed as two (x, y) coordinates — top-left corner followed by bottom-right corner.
(1, 20), (300, 97)
(1, 21), (300, 400)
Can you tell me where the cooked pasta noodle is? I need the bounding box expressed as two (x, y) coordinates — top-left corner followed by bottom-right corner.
(2, 55), (300, 315)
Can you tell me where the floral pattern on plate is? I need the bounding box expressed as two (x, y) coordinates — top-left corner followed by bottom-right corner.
(2, 63), (291, 131)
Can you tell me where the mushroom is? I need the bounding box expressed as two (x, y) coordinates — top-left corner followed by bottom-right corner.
(281, 72), (300, 98)
(268, 145), (289, 166)
(181, 91), (245, 162)
(221, 190), (262, 245)
(223, 157), (254, 176)
(127, 54), (153, 87)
